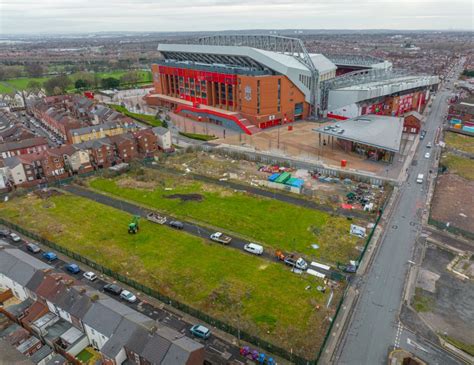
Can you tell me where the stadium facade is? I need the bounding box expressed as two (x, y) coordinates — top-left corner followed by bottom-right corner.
(145, 35), (439, 135)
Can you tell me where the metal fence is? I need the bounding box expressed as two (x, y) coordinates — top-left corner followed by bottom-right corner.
(0, 218), (316, 365)
(428, 217), (474, 241)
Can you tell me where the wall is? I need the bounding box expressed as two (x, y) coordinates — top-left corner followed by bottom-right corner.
(238, 74), (309, 126)
(0, 273), (29, 300)
(83, 323), (109, 350)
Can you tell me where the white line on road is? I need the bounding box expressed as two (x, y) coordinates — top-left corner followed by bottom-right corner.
(407, 338), (430, 353)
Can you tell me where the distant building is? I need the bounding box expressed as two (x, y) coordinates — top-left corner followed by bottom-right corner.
(152, 127), (172, 151)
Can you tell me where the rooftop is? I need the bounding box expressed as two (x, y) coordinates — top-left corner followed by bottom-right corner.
(315, 114), (404, 152)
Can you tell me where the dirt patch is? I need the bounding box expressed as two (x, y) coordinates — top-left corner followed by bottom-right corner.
(431, 174), (474, 234)
(33, 188), (63, 199)
(165, 193), (203, 202)
(116, 177), (157, 190)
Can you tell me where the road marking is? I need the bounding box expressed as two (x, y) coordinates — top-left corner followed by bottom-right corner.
(407, 338), (429, 353)
(394, 322), (403, 348)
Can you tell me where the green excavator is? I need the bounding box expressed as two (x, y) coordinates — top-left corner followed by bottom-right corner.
(128, 215), (140, 234)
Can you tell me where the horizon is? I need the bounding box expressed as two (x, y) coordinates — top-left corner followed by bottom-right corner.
(1, 0), (472, 35)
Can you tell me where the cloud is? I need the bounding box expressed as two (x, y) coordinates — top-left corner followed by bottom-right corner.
(0, 0), (472, 34)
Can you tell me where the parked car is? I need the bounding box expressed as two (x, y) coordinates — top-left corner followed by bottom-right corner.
(169, 220), (184, 229)
(10, 233), (21, 242)
(65, 263), (80, 274)
(26, 243), (41, 254)
(244, 243), (264, 255)
(103, 283), (123, 295)
(424, 152), (431, 159)
(83, 271), (97, 281)
(426, 142), (432, 148)
(190, 325), (211, 339)
(42, 252), (58, 261)
(0, 229), (10, 238)
(120, 290), (137, 303)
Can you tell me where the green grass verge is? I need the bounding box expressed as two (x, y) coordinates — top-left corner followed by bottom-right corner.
(109, 104), (162, 127)
(0, 193), (334, 357)
(441, 153), (474, 181)
(179, 132), (217, 141)
(412, 288), (434, 312)
(440, 335), (474, 356)
(0, 82), (15, 94)
(88, 168), (364, 264)
(445, 132), (474, 155)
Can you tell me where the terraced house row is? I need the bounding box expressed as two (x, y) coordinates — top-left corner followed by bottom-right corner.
(0, 241), (205, 365)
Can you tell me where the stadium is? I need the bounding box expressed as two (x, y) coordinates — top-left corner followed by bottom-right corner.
(145, 35), (439, 135)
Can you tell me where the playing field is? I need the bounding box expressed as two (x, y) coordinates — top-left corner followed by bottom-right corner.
(89, 168), (366, 265)
(0, 193), (339, 358)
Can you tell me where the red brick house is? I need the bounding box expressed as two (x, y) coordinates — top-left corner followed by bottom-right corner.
(132, 129), (158, 157)
(403, 111), (422, 134)
(0, 137), (49, 159)
(109, 133), (138, 163)
(76, 139), (115, 169)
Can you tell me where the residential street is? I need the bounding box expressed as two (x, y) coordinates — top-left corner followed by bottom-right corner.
(335, 75), (464, 365)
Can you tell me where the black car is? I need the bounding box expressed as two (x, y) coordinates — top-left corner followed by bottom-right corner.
(103, 284), (123, 295)
(169, 220), (184, 229)
(26, 243), (41, 254)
(0, 229), (10, 238)
(420, 130), (427, 140)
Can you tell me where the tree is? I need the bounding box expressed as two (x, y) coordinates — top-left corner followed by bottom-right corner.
(121, 70), (140, 85)
(26, 80), (42, 92)
(0, 66), (6, 81)
(25, 63), (44, 78)
(75, 79), (90, 89)
(101, 77), (120, 89)
(44, 74), (72, 95)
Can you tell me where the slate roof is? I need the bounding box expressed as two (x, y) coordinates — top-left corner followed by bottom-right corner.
(0, 248), (50, 287)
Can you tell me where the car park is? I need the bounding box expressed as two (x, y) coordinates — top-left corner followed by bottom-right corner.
(120, 290), (137, 303)
(42, 252), (58, 261)
(244, 243), (264, 255)
(26, 243), (41, 253)
(103, 283), (123, 295)
(169, 220), (184, 229)
(190, 325), (211, 339)
(83, 271), (97, 281)
(65, 263), (81, 274)
(10, 233), (21, 242)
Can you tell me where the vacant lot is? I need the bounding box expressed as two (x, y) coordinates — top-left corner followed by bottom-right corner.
(440, 153), (474, 181)
(414, 245), (474, 356)
(431, 174), (474, 235)
(89, 168), (366, 265)
(0, 193), (339, 358)
(445, 132), (474, 155)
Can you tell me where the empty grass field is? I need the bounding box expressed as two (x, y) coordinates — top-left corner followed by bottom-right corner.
(441, 153), (474, 181)
(445, 132), (474, 155)
(88, 168), (365, 265)
(0, 193), (337, 358)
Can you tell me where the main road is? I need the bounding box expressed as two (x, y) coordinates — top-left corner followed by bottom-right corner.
(335, 61), (465, 365)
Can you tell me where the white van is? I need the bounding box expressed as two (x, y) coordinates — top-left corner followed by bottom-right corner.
(244, 243), (264, 255)
(416, 174), (424, 184)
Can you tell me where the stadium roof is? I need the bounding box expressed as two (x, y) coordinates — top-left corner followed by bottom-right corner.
(309, 54), (337, 74)
(158, 43), (314, 102)
(315, 115), (403, 152)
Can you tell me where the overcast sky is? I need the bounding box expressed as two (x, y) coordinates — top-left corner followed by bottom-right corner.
(0, 0), (472, 34)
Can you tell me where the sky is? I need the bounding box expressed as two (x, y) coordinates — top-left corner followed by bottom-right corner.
(0, 0), (473, 34)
